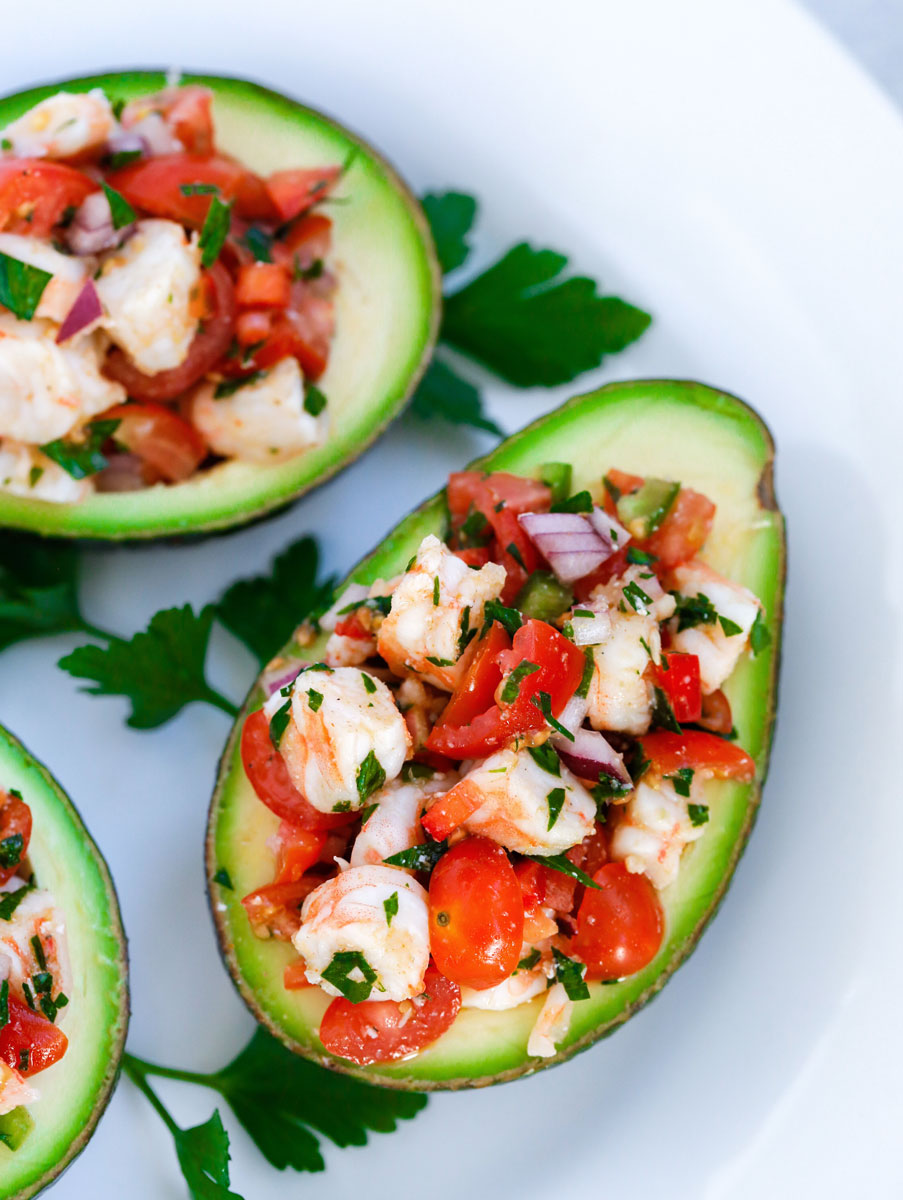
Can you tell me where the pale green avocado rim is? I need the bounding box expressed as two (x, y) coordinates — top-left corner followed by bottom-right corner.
(206, 379), (785, 1090)
(0, 69), (441, 539)
(0, 725), (129, 1199)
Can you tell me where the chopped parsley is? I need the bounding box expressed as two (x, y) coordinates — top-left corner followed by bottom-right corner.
(384, 839), (448, 873)
(359, 803), (379, 825)
(243, 226), (273, 262)
(622, 580), (653, 613)
(688, 803), (709, 827)
(553, 947), (590, 1001)
(506, 541), (526, 569)
(30, 935), (46, 972)
(21, 982), (34, 1011)
(627, 546), (657, 565)
(426, 655), (455, 668)
(304, 386), (327, 417)
(101, 181), (136, 230)
(750, 608), (771, 655)
(457, 606), (475, 657)
(109, 147), (142, 168)
(531, 690), (574, 741)
(214, 372), (265, 399)
(527, 741), (561, 776)
(0, 251), (52, 320)
(198, 195), (232, 268)
(179, 182), (221, 196)
(672, 591), (718, 632)
(41, 417), (121, 480)
(546, 787), (566, 830)
(458, 508), (490, 546)
(0, 833), (23, 869)
(651, 686), (682, 733)
(361, 673), (377, 695)
(432, 576), (440, 606)
(383, 892), (399, 926)
(28, 465), (44, 488)
(718, 614), (743, 637)
(575, 646), (595, 699)
(268, 699), (292, 747)
(213, 868), (233, 890)
(667, 767), (694, 797)
(500, 660), (540, 704)
(321, 950), (378, 1003)
(525, 853), (600, 890)
(0, 884), (32, 921)
(307, 688), (323, 712)
(0, 980), (7, 1027)
(401, 762), (435, 782)
(356, 751), (385, 804)
(551, 490), (593, 514)
(483, 599), (522, 636)
(332, 800), (352, 813)
(516, 948), (541, 973)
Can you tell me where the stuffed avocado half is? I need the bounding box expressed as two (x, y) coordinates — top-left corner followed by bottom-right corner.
(0, 725), (128, 1198)
(0, 70), (439, 539)
(207, 379), (784, 1089)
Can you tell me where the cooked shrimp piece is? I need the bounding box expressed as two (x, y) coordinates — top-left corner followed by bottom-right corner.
(527, 980), (573, 1058)
(96, 219), (201, 374)
(668, 561), (762, 693)
(443, 745), (595, 856)
(0, 1060), (37, 1116)
(460, 965), (548, 1010)
(265, 666), (411, 814)
(324, 631), (376, 668)
(0, 235), (93, 325)
(191, 357), (327, 463)
(0, 887), (71, 1005)
(0, 89), (116, 159)
(350, 773), (453, 868)
(0, 313), (125, 444)
(377, 534), (506, 691)
(610, 778), (706, 889)
(0, 440), (91, 503)
(293, 864), (429, 1002)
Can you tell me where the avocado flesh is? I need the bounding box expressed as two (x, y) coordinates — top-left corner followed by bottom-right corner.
(207, 379), (784, 1089)
(0, 71), (440, 539)
(0, 726), (128, 1198)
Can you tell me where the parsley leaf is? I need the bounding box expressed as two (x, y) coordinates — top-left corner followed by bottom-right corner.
(243, 227), (272, 262)
(551, 489), (593, 514)
(101, 182), (136, 230)
(0, 251), (52, 320)
(750, 608), (771, 655)
(268, 699), (292, 747)
(383, 892), (399, 926)
(41, 418), (121, 480)
(304, 385), (327, 417)
(174, 1112), (242, 1200)
(546, 787), (566, 830)
(688, 803), (709, 827)
(672, 591), (718, 632)
(0, 834), (23, 869)
(527, 741), (561, 776)
(356, 751), (385, 804)
(421, 191), (477, 273)
(483, 598), (522, 636)
(524, 853), (600, 890)
(531, 690), (574, 741)
(718, 614), (743, 637)
(553, 947), (590, 1001)
(214, 373), (265, 399)
(217, 537), (335, 666)
(651, 685), (682, 733)
(199, 196), (233, 268)
(409, 358), (503, 437)
(667, 766), (694, 797)
(58, 605), (238, 728)
(384, 839), (447, 873)
(500, 660), (540, 704)
(0, 883), (31, 920)
(0, 533), (105, 651)
(212, 868), (233, 890)
(442, 243), (651, 386)
(322, 950), (378, 1003)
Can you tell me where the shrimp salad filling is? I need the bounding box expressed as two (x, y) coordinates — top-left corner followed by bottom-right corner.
(0, 83), (339, 501)
(0, 787), (70, 1147)
(236, 465), (767, 1066)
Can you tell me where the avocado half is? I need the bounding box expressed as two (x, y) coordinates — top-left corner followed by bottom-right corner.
(0, 70), (440, 540)
(206, 379), (785, 1089)
(0, 725), (128, 1196)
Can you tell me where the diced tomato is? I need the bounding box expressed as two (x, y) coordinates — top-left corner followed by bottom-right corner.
(601, 468), (644, 515)
(241, 879), (312, 940)
(283, 959), (314, 990)
(103, 261), (236, 402)
(106, 154), (276, 226)
(164, 86), (215, 155)
(644, 488), (716, 569)
(452, 546), (492, 568)
(428, 839), (523, 990)
(697, 688), (734, 736)
(280, 212), (332, 261)
(421, 784), (484, 842)
(569, 862), (664, 980)
(318, 963), (460, 1066)
(273, 821), (327, 884)
(235, 261), (291, 309)
(240, 709), (357, 830)
(243, 292), (334, 381)
(0, 995), (67, 1076)
(514, 859), (578, 915)
(0, 792), (31, 888)
(654, 652), (702, 724)
(0, 159), (97, 236)
(265, 167), (341, 224)
(333, 613), (371, 640)
(640, 730), (755, 782)
(437, 622), (510, 730)
(235, 309), (273, 347)
(98, 402), (207, 483)
(566, 823), (609, 880)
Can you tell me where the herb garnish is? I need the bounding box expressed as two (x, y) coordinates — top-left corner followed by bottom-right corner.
(516, 948), (541, 973)
(0, 251), (52, 320)
(304, 386), (327, 417)
(101, 181), (136, 229)
(322, 951), (378, 1003)
(688, 803), (709, 827)
(361, 673), (377, 695)
(651, 686), (682, 733)
(383, 892), (399, 926)
(667, 767), (694, 797)
(575, 647), (595, 699)
(41, 418), (121, 480)
(551, 490), (593, 514)
(627, 546), (657, 565)
(530, 690), (574, 741)
(546, 787), (566, 830)
(432, 576), (440, 606)
(213, 868), (233, 890)
(524, 853), (600, 890)
(622, 580), (653, 613)
(750, 608), (771, 655)
(500, 660), (540, 704)
(527, 742), (560, 776)
(552, 947), (590, 1001)
(0, 883), (32, 920)
(356, 751), (385, 804)
(307, 688), (323, 712)
(384, 839), (448, 873)
(0, 833), (23, 869)
(243, 226), (272, 262)
(483, 599), (522, 636)
(199, 196), (232, 268)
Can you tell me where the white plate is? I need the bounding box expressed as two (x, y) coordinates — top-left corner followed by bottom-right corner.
(1, 0), (901, 1196)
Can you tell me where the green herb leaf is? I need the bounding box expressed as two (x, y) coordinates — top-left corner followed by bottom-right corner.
(626, 546), (657, 566)
(361, 672), (377, 695)
(651, 685), (682, 734)
(500, 660), (540, 704)
(688, 803), (709, 827)
(384, 839), (447, 873)
(383, 892), (399, 926)
(575, 646), (595, 699)
(356, 751), (386, 804)
(672, 591), (718, 632)
(101, 181), (136, 229)
(483, 598), (522, 636)
(546, 787), (566, 830)
(0, 833), (23, 869)
(516, 948), (541, 973)
(243, 226), (272, 262)
(425, 655), (455, 668)
(622, 579), (653, 613)
(212, 868), (233, 890)
(432, 575), (440, 606)
(109, 147), (142, 168)
(199, 196), (233, 268)
(304, 385), (327, 417)
(442, 242), (651, 387)
(213, 372), (265, 399)
(718, 614), (743, 637)
(173, 1111), (243, 1200)
(552, 947), (590, 1001)
(269, 699), (292, 747)
(409, 358), (503, 436)
(401, 762), (435, 782)
(524, 853), (600, 890)
(551, 490), (593, 514)
(40, 418), (121, 480)
(506, 541), (526, 569)
(421, 191), (477, 274)
(527, 741), (560, 776)
(530, 690), (574, 741)
(58, 605), (237, 728)
(667, 766), (694, 798)
(180, 183), (221, 196)
(0, 251), (52, 320)
(307, 688), (323, 712)
(458, 508), (490, 547)
(321, 950), (378, 1003)
(0, 980), (7, 1027)
(750, 608), (771, 655)
(217, 536), (335, 666)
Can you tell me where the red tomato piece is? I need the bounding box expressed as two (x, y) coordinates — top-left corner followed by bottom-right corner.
(0, 994), (68, 1076)
(240, 292), (333, 381)
(273, 821), (328, 884)
(235, 261), (291, 309)
(318, 963), (460, 1066)
(103, 261), (236, 402)
(164, 86), (215, 155)
(452, 546), (492, 568)
(99, 402), (207, 483)
(239, 709), (356, 830)
(333, 613), (371, 640)
(566, 822), (610, 880)
(640, 730), (756, 782)
(234, 309), (273, 347)
(569, 862), (664, 979)
(0, 792), (30, 888)
(106, 154), (275, 226)
(283, 959), (314, 990)
(428, 838), (524, 990)
(514, 859), (578, 915)
(644, 488), (716, 569)
(0, 159), (97, 236)
(241, 880), (312, 940)
(420, 785), (484, 842)
(654, 652), (702, 724)
(436, 622), (510, 730)
(280, 212), (332, 260)
(265, 167), (341, 224)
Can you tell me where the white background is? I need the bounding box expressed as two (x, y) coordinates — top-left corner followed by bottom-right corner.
(0, 1), (901, 1197)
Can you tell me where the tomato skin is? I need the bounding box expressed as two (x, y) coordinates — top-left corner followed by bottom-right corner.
(640, 730), (755, 782)
(0, 159), (97, 235)
(239, 709), (356, 830)
(645, 488), (716, 569)
(283, 959), (314, 990)
(280, 212), (332, 260)
(696, 688), (734, 736)
(428, 838), (524, 990)
(99, 401), (207, 483)
(164, 86), (215, 155)
(106, 154), (275, 226)
(436, 622), (510, 730)
(452, 546), (492, 568)
(0, 995), (67, 1076)
(273, 821), (327, 884)
(514, 859), (578, 915)
(103, 261), (236, 402)
(654, 652), (702, 723)
(235, 262), (291, 309)
(241, 879), (313, 940)
(265, 167), (340, 223)
(570, 862), (664, 979)
(319, 963), (460, 1066)
(0, 792), (31, 888)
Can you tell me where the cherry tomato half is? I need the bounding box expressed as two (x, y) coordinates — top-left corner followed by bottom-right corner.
(640, 730), (755, 783)
(0, 159), (97, 236)
(0, 791), (31, 888)
(99, 402), (207, 483)
(654, 652), (702, 724)
(0, 994), (68, 1076)
(569, 862), (664, 980)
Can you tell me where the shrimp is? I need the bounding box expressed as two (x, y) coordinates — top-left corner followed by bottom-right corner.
(96, 219), (202, 374)
(609, 778), (706, 889)
(293, 864), (430, 1002)
(0, 887), (71, 1009)
(668, 561), (762, 693)
(377, 534), (506, 691)
(460, 965), (549, 1011)
(0, 1060), (37, 1117)
(191, 357), (327, 464)
(0, 440), (91, 503)
(0, 89), (116, 159)
(441, 745), (596, 856)
(266, 666), (411, 814)
(0, 235), (93, 326)
(527, 981), (572, 1058)
(350, 773), (453, 869)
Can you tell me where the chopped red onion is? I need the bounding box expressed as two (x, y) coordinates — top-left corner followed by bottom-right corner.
(319, 584), (369, 632)
(519, 510), (618, 583)
(124, 111), (183, 155)
(571, 608), (611, 646)
(55, 280), (103, 343)
(262, 661), (308, 698)
(588, 507), (631, 551)
(102, 130), (148, 159)
(65, 190), (131, 255)
(94, 454), (147, 492)
(558, 694), (589, 734)
(554, 727), (632, 790)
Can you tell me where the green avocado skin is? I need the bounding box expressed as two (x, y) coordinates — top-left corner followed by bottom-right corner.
(207, 379), (786, 1091)
(0, 70), (440, 541)
(0, 725), (129, 1199)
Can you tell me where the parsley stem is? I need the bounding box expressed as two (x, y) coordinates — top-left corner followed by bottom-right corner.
(123, 1050), (212, 1088)
(78, 620), (115, 642)
(122, 1053), (181, 1135)
(203, 688), (240, 719)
